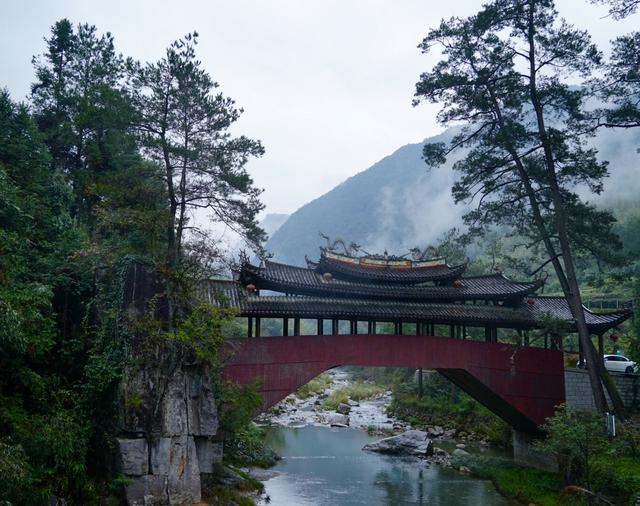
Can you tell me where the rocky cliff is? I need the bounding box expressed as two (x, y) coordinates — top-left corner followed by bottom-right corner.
(117, 264), (223, 505)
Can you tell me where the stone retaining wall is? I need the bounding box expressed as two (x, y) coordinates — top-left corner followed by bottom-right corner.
(564, 368), (639, 411)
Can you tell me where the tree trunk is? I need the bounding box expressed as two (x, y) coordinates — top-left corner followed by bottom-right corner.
(525, 0), (625, 417)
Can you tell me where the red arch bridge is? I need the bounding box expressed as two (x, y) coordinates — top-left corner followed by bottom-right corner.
(208, 252), (631, 434)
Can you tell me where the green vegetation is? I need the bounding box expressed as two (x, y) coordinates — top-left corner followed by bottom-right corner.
(389, 382), (511, 446)
(296, 373), (332, 399)
(536, 406), (640, 505)
(203, 464), (264, 506)
(0, 18), (265, 504)
(224, 423), (280, 468)
(453, 454), (586, 506)
(322, 382), (385, 410)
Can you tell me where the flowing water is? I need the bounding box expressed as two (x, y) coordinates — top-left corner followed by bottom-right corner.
(259, 425), (509, 506)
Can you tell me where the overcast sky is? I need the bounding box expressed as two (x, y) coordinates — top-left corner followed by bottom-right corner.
(1, 0), (636, 217)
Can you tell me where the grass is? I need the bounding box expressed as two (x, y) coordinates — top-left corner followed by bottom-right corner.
(296, 373), (332, 399)
(322, 382), (385, 410)
(388, 388), (512, 445)
(454, 455), (588, 506)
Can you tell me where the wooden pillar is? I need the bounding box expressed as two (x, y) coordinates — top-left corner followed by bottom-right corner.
(350, 320), (357, 334)
(450, 325), (455, 338)
(485, 326), (491, 343)
(294, 318), (300, 336)
(255, 317), (261, 337)
(544, 332), (548, 349)
(283, 318), (289, 337)
(416, 321), (421, 336)
(462, 325), (467, 340)
(317, 319), (323, 336)
(248, 317), (253, 338)
(368, 320), (373, 334)
(332, 319), (339, 335)
(418, 368), (424, 398)
(524, 331), (530, 347)
(371, 320), (377, 334)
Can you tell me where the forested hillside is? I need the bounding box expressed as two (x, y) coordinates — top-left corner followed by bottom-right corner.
(267, 127), (640, 268)
(0, 20), (263, 504)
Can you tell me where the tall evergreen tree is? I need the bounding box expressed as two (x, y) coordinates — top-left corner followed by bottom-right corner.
(414, 0), (625, 415)
(31, 20), (133, 227)
(129, 33), (265, 320)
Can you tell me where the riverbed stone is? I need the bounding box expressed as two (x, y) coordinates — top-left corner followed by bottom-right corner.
(453, 448), (470, 457)
(363, 430), (433, 457)
(118, 438), (149, 476)
(328, 413), (350, 426)
(337, 403), (351, 415)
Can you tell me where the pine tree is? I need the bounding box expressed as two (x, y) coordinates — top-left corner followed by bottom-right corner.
(414, 0), (625, 416)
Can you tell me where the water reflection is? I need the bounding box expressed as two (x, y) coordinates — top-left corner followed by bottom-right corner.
(261, 426), (508, 506)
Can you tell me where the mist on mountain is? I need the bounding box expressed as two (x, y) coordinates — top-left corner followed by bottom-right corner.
(265, 126), (640, 266)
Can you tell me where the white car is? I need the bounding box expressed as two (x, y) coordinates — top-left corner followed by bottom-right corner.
(603, 354), (636, 374)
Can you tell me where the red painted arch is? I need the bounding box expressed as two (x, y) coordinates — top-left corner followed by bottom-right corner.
(222, 334), (565, 433)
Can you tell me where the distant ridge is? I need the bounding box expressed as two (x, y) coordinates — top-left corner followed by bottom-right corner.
(265, 126), (640, 265)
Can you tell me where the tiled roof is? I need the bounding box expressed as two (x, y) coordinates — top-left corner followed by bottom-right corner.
(206, 280), (631, 333)
(311, 254), (467, 284)
(241, 260), (543, 302)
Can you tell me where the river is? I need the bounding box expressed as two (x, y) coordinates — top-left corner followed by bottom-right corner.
(254, 370), (510, 506)
(259, 425), (509, 505)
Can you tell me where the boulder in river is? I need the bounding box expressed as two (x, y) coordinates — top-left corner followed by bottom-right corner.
(337, 402), (351, 415)
(328, 413), (350, 427)
(362, 430), (433, 457)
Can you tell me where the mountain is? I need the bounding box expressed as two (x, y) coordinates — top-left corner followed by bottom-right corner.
(265, 127), (640, 265)
(260, 213), (290, 238)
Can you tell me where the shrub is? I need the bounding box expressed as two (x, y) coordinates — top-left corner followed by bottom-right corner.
(296, 373), (332, 399)
(535, 405), (608, 489)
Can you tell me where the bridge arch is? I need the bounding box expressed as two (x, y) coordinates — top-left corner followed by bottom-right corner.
(222, 333), (565, 434)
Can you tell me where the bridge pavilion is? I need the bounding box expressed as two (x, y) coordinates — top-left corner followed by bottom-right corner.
(213, 250), (629, 355)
